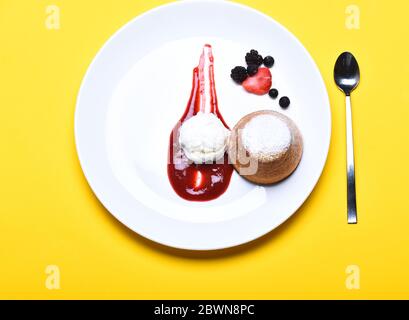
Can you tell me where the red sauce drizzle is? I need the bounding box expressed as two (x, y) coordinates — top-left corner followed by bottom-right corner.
(167, 45), (233, 201)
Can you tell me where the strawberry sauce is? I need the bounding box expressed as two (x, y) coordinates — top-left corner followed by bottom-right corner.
(167, 45), (233, 201)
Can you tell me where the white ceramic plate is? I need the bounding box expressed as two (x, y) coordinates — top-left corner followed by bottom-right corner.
(75, 0), (331, 250)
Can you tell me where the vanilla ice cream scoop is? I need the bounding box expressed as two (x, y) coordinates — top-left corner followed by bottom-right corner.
(179, 112), (230, 163)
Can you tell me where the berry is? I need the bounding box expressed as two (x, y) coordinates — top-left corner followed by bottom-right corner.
(230, 66), (248, 84)
(245, 50), (263, 67)
(242, 67), (272, 95)
(279, 96), (290, 108)
(268, 88), (279, 99)
(246, 65), (258, 76)
(263, 56), (275, 68)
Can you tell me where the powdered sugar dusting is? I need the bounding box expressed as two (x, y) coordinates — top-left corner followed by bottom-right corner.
(242, 114), (291, 159)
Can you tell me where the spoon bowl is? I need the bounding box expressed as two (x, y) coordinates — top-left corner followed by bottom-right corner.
(334, 52), (360, 95)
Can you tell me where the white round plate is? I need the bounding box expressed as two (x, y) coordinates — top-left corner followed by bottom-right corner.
(75, 0), (331, 250)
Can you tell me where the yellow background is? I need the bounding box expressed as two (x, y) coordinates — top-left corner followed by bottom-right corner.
(1, 0), (408, 299)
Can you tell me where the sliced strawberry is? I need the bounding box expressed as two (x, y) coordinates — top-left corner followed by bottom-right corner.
(242, 67), (272, 95)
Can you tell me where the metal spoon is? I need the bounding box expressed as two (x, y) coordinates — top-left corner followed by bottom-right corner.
(334, 52), (360, 224)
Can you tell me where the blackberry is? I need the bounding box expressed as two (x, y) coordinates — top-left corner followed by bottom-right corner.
(263, 56), (275, 68)
(245, 50), (263, 67)
(230, 66), (248, 84)
(268, 88), (279, 99)
(279, 96), (290, 108)
(246, 65), (258, 76)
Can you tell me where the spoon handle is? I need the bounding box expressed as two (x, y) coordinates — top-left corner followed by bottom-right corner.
(346, 95), (357, 224)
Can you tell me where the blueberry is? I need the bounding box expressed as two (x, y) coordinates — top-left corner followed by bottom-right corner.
(268, 88), (279, 99)
(263, 56), (275, 68)
(279, 96), (290, 108)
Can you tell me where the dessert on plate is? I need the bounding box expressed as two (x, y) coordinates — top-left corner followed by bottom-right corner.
(228, 110), (303, 184)
(168, 45), (303, 201)
(167, 45), (233, 202)
(179, 112), (229, 164)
